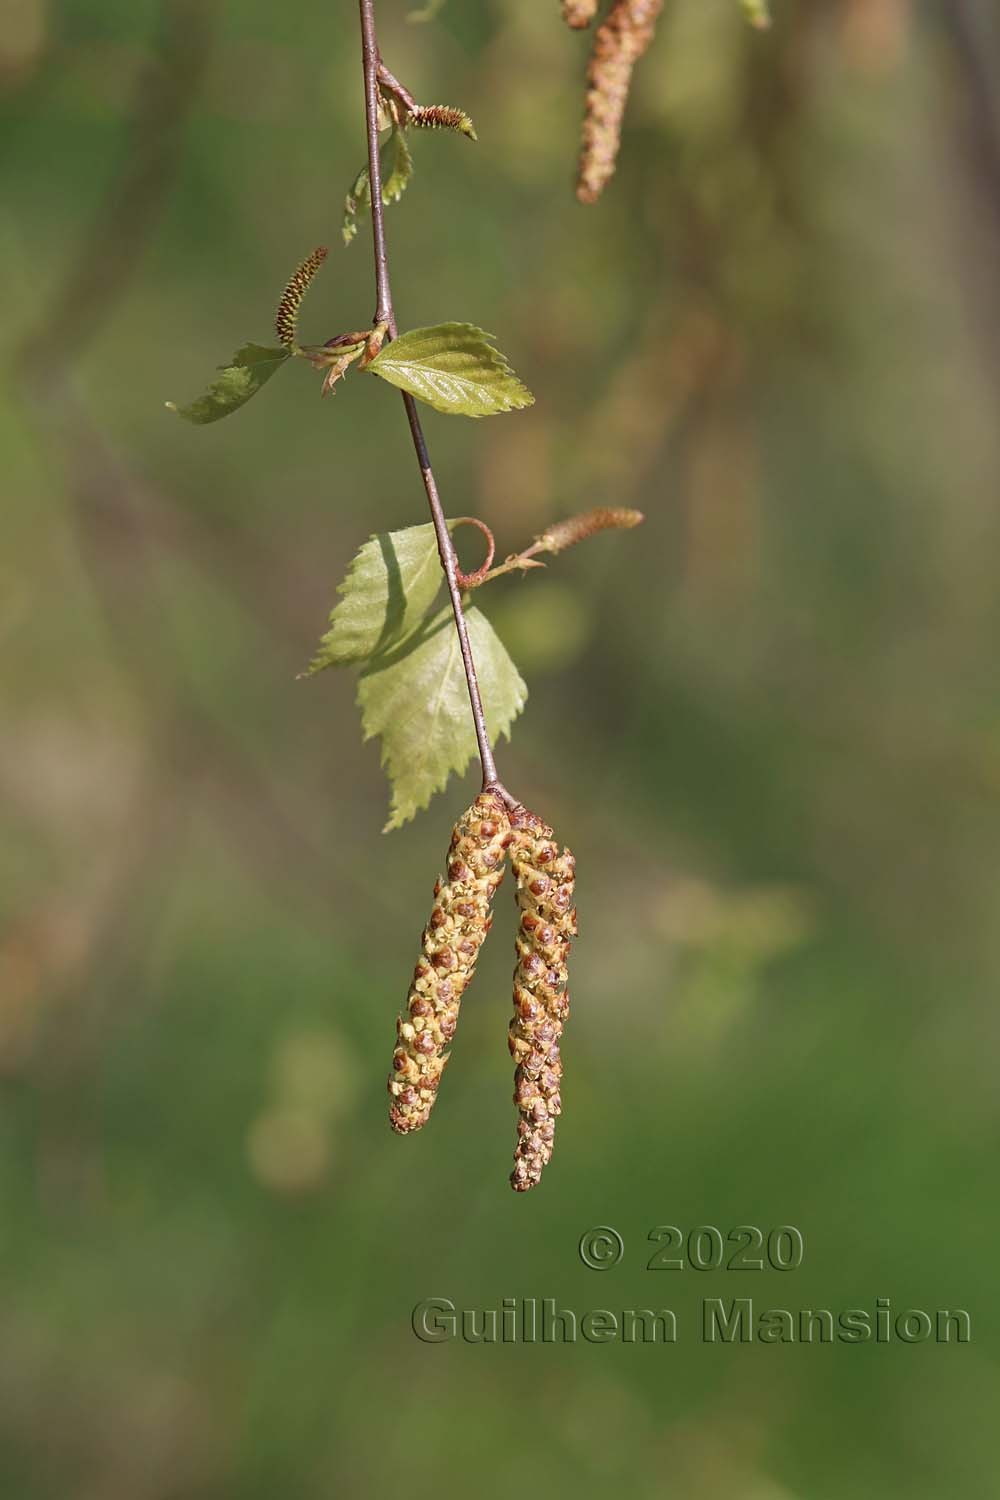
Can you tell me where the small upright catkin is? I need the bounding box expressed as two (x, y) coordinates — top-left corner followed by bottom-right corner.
(410, 105), (478, 140)
(576, 0), (664, 204)
(507, 808), (577, 1192)
(275, 246), (328, 350)
(388, 793), (511, 1135)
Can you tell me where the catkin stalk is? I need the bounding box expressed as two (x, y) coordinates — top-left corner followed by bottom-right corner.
(389, 793), (511, 1134)
(576, 0), (664, 204)
(507, 808), (577, 1191)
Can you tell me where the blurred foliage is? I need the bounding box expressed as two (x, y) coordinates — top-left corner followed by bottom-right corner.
(2, 0), (1000, 1496)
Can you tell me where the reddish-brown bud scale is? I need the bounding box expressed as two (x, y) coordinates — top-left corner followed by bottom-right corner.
(507, 807), (577, 1192)
(388, 794), (511, 1135)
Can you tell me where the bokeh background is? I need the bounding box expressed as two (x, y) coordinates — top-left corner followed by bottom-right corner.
(2, 0), (999, 1494)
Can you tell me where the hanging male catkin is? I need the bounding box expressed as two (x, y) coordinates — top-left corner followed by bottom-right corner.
(507, 808), (577, 1191)
(388, 792), (511, 1134)
(576, 0), (664, 204)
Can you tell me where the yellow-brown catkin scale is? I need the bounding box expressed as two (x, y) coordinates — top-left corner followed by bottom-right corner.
(411, 105), (477, 140)
(576, 0), (664, 205)
(562, 0), (599, 28)
(507, 808), (577, 1192)
(388, 793), (511, 1135)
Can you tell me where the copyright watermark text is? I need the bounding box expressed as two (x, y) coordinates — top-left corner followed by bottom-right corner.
(411, 1296), (971, 1345)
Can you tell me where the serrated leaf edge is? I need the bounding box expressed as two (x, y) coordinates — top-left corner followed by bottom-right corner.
(366, 323), (535, 418)
(375, 609), (527, 830)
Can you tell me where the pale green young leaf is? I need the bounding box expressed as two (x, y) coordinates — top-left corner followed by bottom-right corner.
(166, 344), (290, 425)
(304, 522), (449, 674)
(358, 605), (527, 830)
(365, 323), (534, 418)
(343, 127), (415, 246)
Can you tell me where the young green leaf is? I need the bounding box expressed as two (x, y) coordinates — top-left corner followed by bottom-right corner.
(343, 127), (415, 245)
(358, 604), (527, 831)
(166, 344), (291, 425)
(365, 324), (534, 418)
(304, 522), (450, 673)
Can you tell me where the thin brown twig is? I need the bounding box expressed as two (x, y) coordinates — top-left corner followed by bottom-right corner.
(358, 0), (517, 808)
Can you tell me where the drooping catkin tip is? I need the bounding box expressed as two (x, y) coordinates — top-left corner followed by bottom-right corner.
(387, 793), (511, 1136)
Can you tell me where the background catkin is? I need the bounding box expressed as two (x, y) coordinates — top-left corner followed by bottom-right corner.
(507, 808), (577, 1192)
(577, 0), (664, 205)
(388, 793), (511, 1135)
(562, 0), (599, 28)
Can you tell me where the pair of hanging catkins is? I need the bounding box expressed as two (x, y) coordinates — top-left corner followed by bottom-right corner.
(387, 793), (577, 1192)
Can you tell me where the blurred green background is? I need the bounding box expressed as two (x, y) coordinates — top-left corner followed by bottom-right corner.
(2, 0), (999, 1494)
